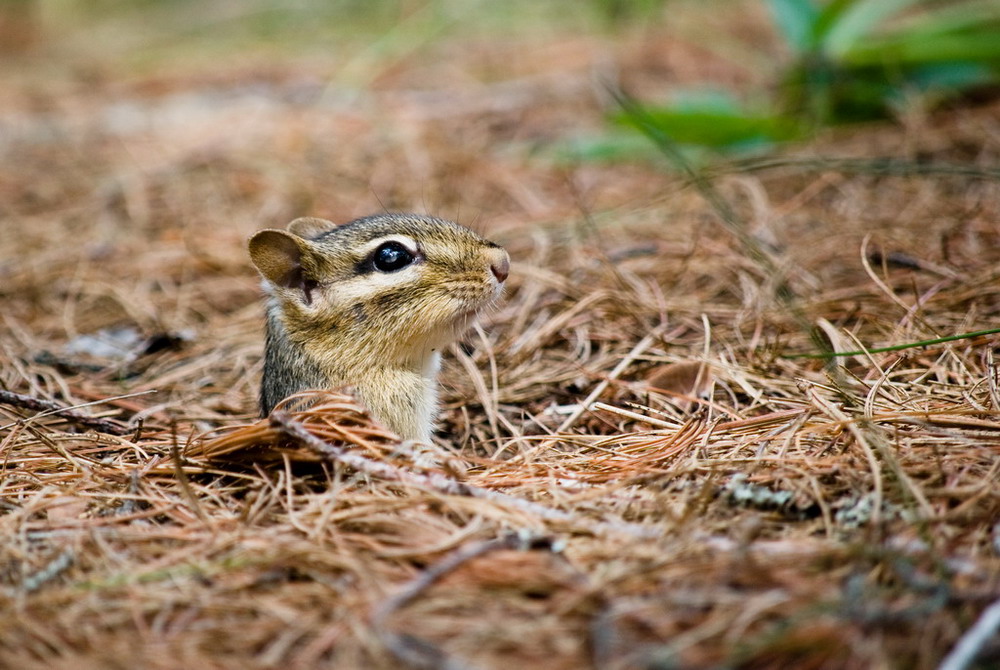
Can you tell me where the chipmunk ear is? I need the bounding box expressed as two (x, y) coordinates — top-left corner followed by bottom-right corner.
(287, 217), (338, 239)
(249, 230), (320, 304)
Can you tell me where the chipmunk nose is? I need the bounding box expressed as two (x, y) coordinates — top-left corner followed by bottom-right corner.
(490, 255), (510, 283)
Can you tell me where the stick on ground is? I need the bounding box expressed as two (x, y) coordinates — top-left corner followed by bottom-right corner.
(0, 389), (133, 436)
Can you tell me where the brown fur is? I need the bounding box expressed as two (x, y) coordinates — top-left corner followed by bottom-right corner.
(249, 213), (509, 443)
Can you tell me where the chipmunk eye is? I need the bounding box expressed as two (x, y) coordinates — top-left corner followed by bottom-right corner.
(372, 241), (414, 272)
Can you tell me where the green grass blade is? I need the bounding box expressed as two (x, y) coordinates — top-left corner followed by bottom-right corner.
(908, 62), (996, 93)
(843, 30), (1000, 65)
(893, 2), (1000, 39)
(812, 0), (861, 43)
(783, 327), (1000, 359)
(612, 107), (801, 148)
(766, 0), (820, 51)
(824, 0), (922, 56)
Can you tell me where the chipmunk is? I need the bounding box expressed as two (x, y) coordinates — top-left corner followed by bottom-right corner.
(249, 213), (509, 444)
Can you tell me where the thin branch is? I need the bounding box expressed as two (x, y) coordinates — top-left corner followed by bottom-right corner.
(269, 411), (659, 539)
(0, 389), (150, 435)
(717, 156), (1000, 181)
(170, 428), (212, 527)
(938, 597), (1000, 670)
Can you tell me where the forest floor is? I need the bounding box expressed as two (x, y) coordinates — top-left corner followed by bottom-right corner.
(1, 2), (999, 668)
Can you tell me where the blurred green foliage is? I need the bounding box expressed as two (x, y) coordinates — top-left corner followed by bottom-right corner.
(30, 0), (1000, 161)
(773, 0), (1000, 123)
(607, 0), (1000, 162)
(568, 91), (804, 165)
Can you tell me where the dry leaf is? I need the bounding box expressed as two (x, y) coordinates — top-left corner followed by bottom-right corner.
(644, 361), (713, 411)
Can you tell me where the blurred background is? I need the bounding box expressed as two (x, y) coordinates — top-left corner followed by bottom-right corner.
(5, 1), (999, 145)
(3, 0), (998, 220)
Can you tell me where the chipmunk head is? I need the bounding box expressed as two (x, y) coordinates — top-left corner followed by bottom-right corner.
(249, 214), (509, 370)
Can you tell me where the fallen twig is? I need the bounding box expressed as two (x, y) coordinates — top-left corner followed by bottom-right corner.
(269, 411), (660, 539)
(938, 596), (1000, 670)
(0, 389), (139, 436)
